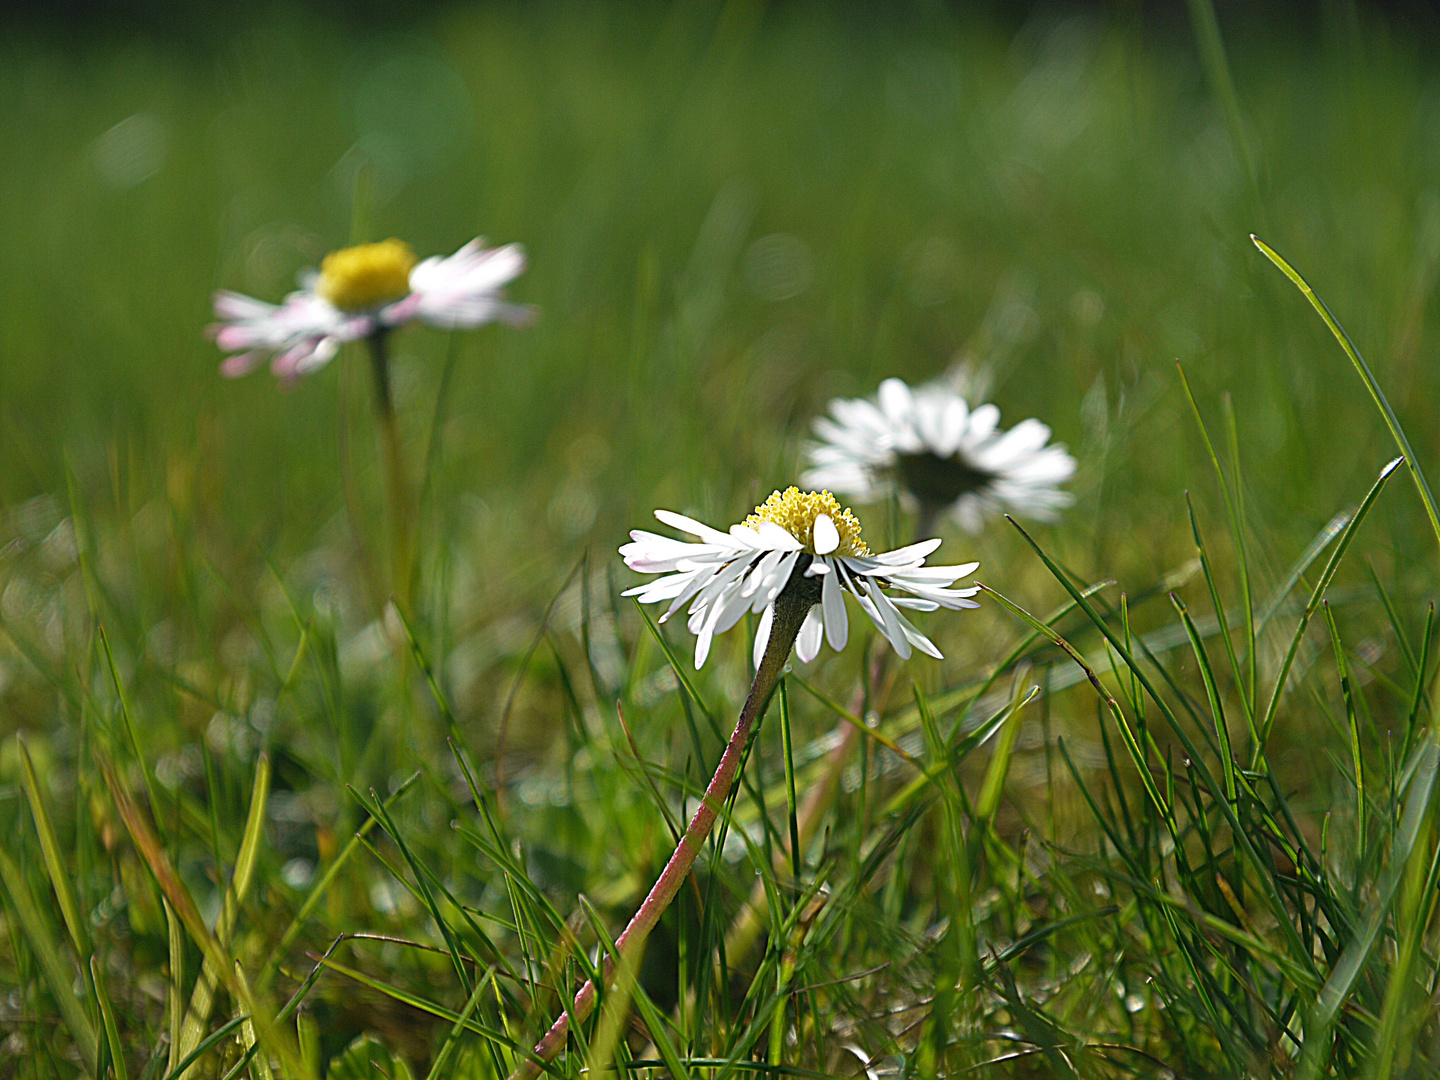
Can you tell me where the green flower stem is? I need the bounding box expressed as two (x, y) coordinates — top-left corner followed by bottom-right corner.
(366, 330), (414, 611)
(510, 583), (816, 1079)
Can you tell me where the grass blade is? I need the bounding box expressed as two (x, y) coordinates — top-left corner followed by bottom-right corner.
(1253, 235), (1440, 550)
(0, 843), (99, 1071)
(1298, 739), (1440, 1079)
(998, 521), (1312, 970)
(91, 955), (130, 1080)
(18, 735), (91, 960)
(1171, 593), (1236, 804)
(256, 772), (421, 992)
(165, 900), (184, 1075)
(778, 680), (802, 883)
(1257, 455), (1402, 752)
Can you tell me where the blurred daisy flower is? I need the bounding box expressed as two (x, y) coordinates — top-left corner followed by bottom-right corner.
(802, 375), (1076, 535)
(211, 237), (532, 382)
(621, 486), (979, 668)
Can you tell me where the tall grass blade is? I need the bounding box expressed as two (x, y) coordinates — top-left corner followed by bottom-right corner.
(1257, 456), (1402, 752)
(1253, 235), (1440, 550)
(778, 679), (802, 882)
(0, 843), (99, 1071)
(423, 974), (491, 1080)
(974, 689), (1025, 828)
(1184, 0), (1259, 192)
(1172, 593), (1237, 804)
(1176, 365), (1256, 717)
(90, 955), (129, 1080)
(18, 735), (91, 960)
(164, 900), (184, 1075)
(176, 753), (270, 1077)
(1321, 602), (1366, 860)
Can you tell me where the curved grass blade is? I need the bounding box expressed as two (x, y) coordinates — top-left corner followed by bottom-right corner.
(1172, 593), (1236, 804)
(0, 843), (99, 1071)
(1253, 235), (1440, 550)
(18, 735), (91, 960)
(1257, 456), (1402, 753)
(176, 753), (271, 1077)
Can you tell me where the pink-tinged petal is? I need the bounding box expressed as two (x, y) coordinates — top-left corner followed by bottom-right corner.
(213, 325), (258, 351)
(293, 335), (340, 375)
(378, 293), (424, 327)
(270, 341), (318, 383)
(219, 351), (265, 378)
(407, 240), (531, 330)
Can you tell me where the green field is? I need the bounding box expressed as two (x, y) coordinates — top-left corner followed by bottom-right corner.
(5, 3), (1440, 1077)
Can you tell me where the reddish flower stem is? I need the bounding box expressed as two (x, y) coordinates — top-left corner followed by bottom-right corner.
(509, 588), (814, 1079)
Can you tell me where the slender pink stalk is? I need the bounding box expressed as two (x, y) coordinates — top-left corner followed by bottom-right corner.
(509, 589), (815, 1079)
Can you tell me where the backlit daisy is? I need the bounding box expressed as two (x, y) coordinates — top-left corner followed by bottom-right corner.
(621, 486), (980, 668)
(515, 488), (979, 1079)
(211, 237), (532, 382)
(802, 376), (1076, 535)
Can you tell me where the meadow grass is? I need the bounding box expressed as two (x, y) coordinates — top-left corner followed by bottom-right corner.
(4, 2), (1440, 1077)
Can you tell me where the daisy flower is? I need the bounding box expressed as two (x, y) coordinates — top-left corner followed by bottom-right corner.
(517, 489), (978, 1080)
(621, 486), (980, 669)
(211, 237), (532, 382)
(802, 375), (1076, 534)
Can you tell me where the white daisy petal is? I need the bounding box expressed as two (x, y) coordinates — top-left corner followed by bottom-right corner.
(752, 604), (775, 670)
(694, 620), (717, 669)
(661, 564), (725, 622)
(655, 509), (737, 546)
(821, 568), (849, 651)
(796, 606), (824, 663)
(812, 513), (839, 555)
(753, 552), (800, 612)
(754, 521), (804, 550)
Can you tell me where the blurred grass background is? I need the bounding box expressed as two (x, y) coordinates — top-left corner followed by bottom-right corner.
(4, 1), (1439, 571)
(4, 0), (1438, 746)
(6, 1), (1440, 1074)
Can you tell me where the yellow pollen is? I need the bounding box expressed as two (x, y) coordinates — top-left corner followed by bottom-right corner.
(316, 239), (417, 312)
(745, 487), (871, 556)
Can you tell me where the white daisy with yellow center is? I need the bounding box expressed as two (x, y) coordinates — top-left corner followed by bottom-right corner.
(621, 487), (979, 668)
(211, 237), (532, 382)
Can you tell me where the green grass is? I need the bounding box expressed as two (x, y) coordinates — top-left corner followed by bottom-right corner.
(4, 2), (1440, 1077)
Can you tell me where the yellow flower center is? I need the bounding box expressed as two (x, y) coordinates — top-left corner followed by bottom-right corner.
(316, 239), (417, 312)
(745, 487), (871, 556)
